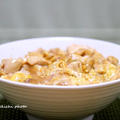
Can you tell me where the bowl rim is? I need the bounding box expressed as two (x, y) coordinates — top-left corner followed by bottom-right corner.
(0, 36), (120, 89)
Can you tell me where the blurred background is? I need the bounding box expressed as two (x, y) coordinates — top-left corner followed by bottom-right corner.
(0, 0), (120, 44)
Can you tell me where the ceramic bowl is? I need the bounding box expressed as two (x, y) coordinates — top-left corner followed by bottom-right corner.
(0, 37), (120, 119)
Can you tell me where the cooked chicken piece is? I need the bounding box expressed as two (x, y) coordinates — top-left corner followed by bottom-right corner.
(107, 56), (119, 65)
(36, 48), (45, 54)
(28, 48), (45, 56)
(94, 64), (106, 74)
(68, 61), (82, 72)
(92, 52), (105, 64)
(67, 44), (94, 55)
(1, 58), (24, 73)
(75, 49), (94, 57)
(48, 48), (66, 62)
(49, 48), (64, 55)
(26, 56), (50, 65)
(67, 44), (83, 54)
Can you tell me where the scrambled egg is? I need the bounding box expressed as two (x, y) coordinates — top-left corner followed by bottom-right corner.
(11, 72), (31, 82)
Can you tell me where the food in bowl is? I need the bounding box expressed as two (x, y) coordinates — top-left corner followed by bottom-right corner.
(0, 44), (120, 86)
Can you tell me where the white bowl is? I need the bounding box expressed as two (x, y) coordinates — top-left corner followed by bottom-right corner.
(0, 37), (120, 119)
